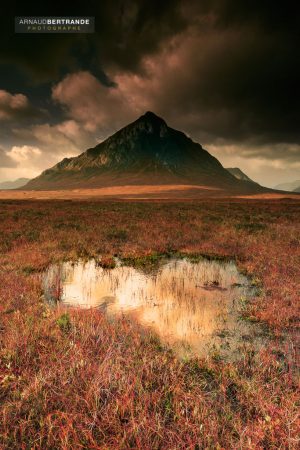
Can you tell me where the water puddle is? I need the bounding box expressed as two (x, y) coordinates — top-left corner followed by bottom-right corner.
(43, 257), (266, 359)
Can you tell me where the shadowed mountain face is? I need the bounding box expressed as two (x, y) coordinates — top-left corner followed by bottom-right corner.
(25, 112), (266, 194)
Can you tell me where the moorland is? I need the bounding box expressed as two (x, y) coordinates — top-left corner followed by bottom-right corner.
(0, 198), (299, 449)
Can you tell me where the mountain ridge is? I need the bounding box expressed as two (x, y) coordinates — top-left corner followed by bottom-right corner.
(0, 178), (30, 190)
(274, 180), (300, 192)
(226, 167), (256, 184)
(25, 112), (267, 194)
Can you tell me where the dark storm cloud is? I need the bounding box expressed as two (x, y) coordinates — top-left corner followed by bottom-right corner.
(146, 0), (300, 147)
(0, 0), (299, 164)
(0, 0), (187, 82)
(0, 88), (43, 123)
(157, 24), (299, 145)
(189, 0), (300, 29)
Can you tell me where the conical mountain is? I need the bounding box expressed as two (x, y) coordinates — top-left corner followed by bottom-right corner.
(25, 112), (265, 193)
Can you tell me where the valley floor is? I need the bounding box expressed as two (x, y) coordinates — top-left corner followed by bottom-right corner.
(0, 184), (299, 200)
(0, 199), (299, 449)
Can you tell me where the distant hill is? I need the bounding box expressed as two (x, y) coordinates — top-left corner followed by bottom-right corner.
(226, 167), (256, 183)
(25, 112), (268, 195)
(294, 186), (300, 193)
(0, 178), (30, 190)
(275, 180), (300, 192)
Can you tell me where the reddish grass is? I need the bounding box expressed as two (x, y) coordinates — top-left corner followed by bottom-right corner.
(0, 199), (299, 449)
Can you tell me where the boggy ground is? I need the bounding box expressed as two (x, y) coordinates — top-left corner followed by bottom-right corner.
(0, 199), (299, 449)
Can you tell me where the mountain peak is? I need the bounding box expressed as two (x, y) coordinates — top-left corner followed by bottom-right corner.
(143, 111), (163, 119)
(138, 111), (166, 125)
(25, 111), (266, 195)
(127, 111), (168, 137)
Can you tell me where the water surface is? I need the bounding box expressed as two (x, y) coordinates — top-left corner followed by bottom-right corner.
(43, 257), (264, 358)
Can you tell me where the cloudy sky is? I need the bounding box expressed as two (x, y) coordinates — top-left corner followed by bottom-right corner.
(0, 1), (299, 187)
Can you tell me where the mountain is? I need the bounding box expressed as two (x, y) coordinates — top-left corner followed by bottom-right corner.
(0, 178), (30, 190)
(25, 112), (266, 194)
(274, 180), (300, 192)
(294, 186), (300, 193)
(226, 167), (256, 183)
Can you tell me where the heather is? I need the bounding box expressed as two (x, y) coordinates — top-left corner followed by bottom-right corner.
(0, 199), (299, 449)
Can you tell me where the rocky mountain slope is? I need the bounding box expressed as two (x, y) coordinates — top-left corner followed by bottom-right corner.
(226, 168), (256, 183)
(25, 112), (267, 194)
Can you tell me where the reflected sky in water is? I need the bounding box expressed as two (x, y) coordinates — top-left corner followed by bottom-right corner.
(44, 258), (263, 358)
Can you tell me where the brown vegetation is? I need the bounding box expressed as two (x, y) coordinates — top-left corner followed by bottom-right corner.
(0, 199), (299, 449)
(0, 185), (299, 200)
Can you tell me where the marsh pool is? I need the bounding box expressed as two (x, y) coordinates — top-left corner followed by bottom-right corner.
(43, 257), (265, 359)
